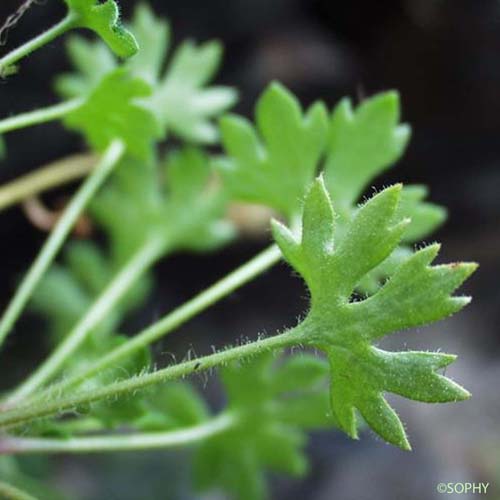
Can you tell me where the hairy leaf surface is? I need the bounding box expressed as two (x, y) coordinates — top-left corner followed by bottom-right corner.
(64, 0), (138, 57)
(272, 177), (476, 449)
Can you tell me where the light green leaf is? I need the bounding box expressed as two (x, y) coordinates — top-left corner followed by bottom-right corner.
(90, 147), (234, 264)
(64, 0), (138, 58)
(324, 91), (411, 208)
(217, 82), (328, 217)
(57, 3), (236, 143)
(271, 353), (329, 393)
(55, 36), (116, 98)
(150, 40), (238, 143)
(397, 185), (447, 242)
(125, 3), (170, 85)
(64, 68), (163, 159)
(355, 244), (476, 338)
(273, 177), (476, 449)
(331, 185), (410, 297)
(194, 352), (332, 500)
(217, 88), (442, 295)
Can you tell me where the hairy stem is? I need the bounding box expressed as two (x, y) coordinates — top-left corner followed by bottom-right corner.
(31, 244), (282, 399)
(0, 13), (78, 76)
(0, 153), (97, 212)
(0, 327), (302, 430)
(5, 236), (166, 404)
(0, 140), (125, 350)
(1, 412), (236, 455)
(0, 480), (38, 500)
(0, 98), (83, 135)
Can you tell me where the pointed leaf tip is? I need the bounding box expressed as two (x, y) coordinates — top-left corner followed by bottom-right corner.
(301, 176), (335, 261)
(219, 85), (327, 215)
(325, 91), (410, 206)
(457, 261), (479, 277)
(264, 80), (293, 99)
(415, 242), (442, 264)
(364, 183), (403, 209)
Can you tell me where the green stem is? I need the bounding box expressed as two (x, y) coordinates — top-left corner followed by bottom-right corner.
(0, 140), (125, 351)
(32, 244), (282, 399)
(5, 236), (166, 404)
(0, 14), (78, 76)
(0, 98), (83, 135)
(0, 412), (235, 455)
(0, 327), (302, 430)
(0, 153), (97, 212)
(0, 480), (38, 500)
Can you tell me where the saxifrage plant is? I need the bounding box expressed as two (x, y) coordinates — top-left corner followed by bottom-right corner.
(0, 2), (476, 499)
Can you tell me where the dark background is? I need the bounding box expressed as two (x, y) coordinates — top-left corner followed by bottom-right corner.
(0, 1), (499, 499)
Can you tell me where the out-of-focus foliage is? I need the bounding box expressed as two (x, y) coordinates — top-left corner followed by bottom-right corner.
(194, 352), (333, 500)
(217, 85), (446, 293)
(64, 68), (163, 159)
(29, 148), (233, 385)
(216, 82), (328, 218)
(57, 3), (237, 144)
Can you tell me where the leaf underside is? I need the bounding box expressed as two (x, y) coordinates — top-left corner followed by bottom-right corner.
(272, 177), (476, 450)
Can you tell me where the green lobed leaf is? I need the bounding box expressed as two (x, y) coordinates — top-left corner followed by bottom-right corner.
(272, 177), (477, 450)
(133, 382), (209, 431)
(319, 92), (428, 294)
(90, 147), (234, 264)
(91, 380), (207, 431)
(29, 147), (233, 398)
(64, 0), (138, 58)
(194, 352), (332, 500)
(354, 244), (476, 338)
(323, 91), (411, 209)
(396, 185), (447, 243)
(125, 3), (170, 85)
(55, 36), (117, 98)
(149, 39), (238, 143)
(217, 82), (328, 217)
(217, 87), (447, 296)
(57, 3), (236, 144)
(331, 184), (410, 298)
(64, 68), (163, 159)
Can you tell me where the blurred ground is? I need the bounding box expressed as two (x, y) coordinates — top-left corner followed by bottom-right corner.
(0, 1), (499, 499)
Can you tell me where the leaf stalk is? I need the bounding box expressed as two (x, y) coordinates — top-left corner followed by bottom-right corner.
(0, 326), (302, 430)
(29, 244), (282, 400)
(0, 412), (236, 455)
(0, 13), (78, 77)
(0, 98), (83, 135)
(5, 233), (166, 404)
(0, 140), (125, 350)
